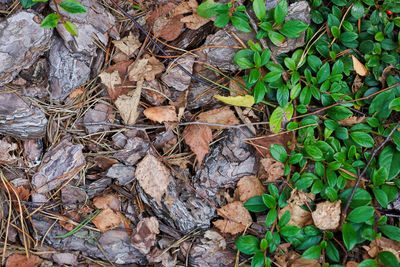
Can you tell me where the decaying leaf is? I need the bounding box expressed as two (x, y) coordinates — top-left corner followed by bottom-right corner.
(351, 55), (368, 76)
(362, 236), (400, 262)
(99, 71), (121, 96)
(181, 14), (210, 30)
(352, 74), (363, 93)
(183, 124), (213, 165)
(214, 94), (255, 107)
(250, 132), (292, 158)
(235, 175), (266, 203)
(115, 80), (143, 125)
(259, 154), (285, 181)
(288, 189), (315, 206)
(131, 217), (160, 254)
(69, 87), (84, 99)
(6, 254), (43, 267)
(379, 65), (396, 87)
(112, 32), (141, 58)
(144, 106), (178, 123)
(0, 138), (17, 164)
(339, 116), (366, 126)
(197, 106), (239, 129)
(279, 203), (312, 228)
(102, 60), (134, 100)
(311, 200), (341, 230)
(128, 56), (165, 82)
(135, 153), (171, 205)
(275, 251), (320, 267)
(92, 194), (122, 232)
(213, 201), (252, 234)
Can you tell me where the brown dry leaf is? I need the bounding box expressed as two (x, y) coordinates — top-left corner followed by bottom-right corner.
(93, 194), (120, 211)
(259, 154), (285, 181)
(291, 257), (321, 267)
(352, 74), (364, 93)
(181, 14), (211, 30)
(250, 133), (292, 157)
(99, 70), (121, 97)
(59, 211), (80, 231)
(69, 87), (84, 99)
(379, 65), (396, 87)
(279, 204), (312, 228)
(103, 60), (135, 100)
(6, 254), (43, 267)
(235, 176), (266, 203)
(363, 236), (400, 261)
(0, 138), (17, 164)
(15, 186), (30, 201)
(112, 32), (141, 58)
(135, 153), (171, 205)
(183, 124), (213, 165)
(288, 189), (315, 206)
(91, 208), (122, 232)
(312, 200), (341, 230)
(144, 106), (178, 123)
(346, 261), (359, 267)
(275, 251), (320, 267)
(128, 56), (165, 82)
(197, 106), (239, 129)
(339, 116), (367, 126)
(131, 216), (160, 254)
(127, 58), (148, 82)
(351, 55), (368, 76)
(213, 201), (252, 234)
(115, 80), (143, 125)
(146, 3), (184, 41)
(174, 0), (194, 15)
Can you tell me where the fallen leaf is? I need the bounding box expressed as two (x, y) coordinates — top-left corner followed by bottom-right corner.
(351, 55), (368, 76)
(128, 56), (165, 82)
(288, 189), (315, 206)
(69, 87), (84, 99)
(59, 211), (80, 231)
(146, 3), (184, 41)
(131, 217), (160, 254)
(312, 200), (341, 230)
(103, 60), (135, 100)
(214, 95), (255, 107)
(363, 236), (400, 261)
(144, 106), (178, 123)
(197, 106), (239, 129)
(291, 257), (320, 267)
(275, 250), (320, 267)
(279, 204), (312, 228)
(127, 58), (149, 82)
(15, 186), (30, 201)
(183, 124), (213, 165)
(99, 70), (121, 97)
(352, 74), (363, 93)
(115, 80), (143, 125)
(112, 32), (141, 58)
(6, 254), (43, 267)
(174, 0), (197, 15)
(249, 132), (292, 157)
(0, 138), (17, 164)
(135, 153), (171, 205)
(235, 176), (266, 203)
(259, 154), (285, 181)
(379, 65), (396, 87)
(345, 261), (359, 267)
(339, 116), (366, 126)
(91, 208), (121, 232)
(213, 201), (252, 234)
(93, 194), (120, 211)
(181, 14), (210, 30)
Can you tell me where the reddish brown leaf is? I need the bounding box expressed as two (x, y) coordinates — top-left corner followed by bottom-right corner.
(183, 124), (213, 165)
(197, 106), (239, 129)
(144, 106), (178, 123)
(6, 254), (43, 267)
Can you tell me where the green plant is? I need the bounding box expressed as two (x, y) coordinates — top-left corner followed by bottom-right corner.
(199, 0), (400, 266)
(20, 0), (86, 35)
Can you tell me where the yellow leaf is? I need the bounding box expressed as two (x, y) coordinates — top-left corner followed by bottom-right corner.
(351, 55), (368, 76)
(214, 95), (255, 107)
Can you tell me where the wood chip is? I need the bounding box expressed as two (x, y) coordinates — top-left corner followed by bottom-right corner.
(312, 200), (341, 230)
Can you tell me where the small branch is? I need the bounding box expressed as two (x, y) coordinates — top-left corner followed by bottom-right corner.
(342, 122), (400, 218)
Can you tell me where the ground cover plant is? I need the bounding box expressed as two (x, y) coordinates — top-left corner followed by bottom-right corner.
(196, 0), (400, 266)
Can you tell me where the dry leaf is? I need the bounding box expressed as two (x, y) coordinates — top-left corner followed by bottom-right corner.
(115, 80), (143, 125)
(131, 217), (160, 254)
(6, 254), (43, 267)
(93, 194), (120, 211)
(259, 154), (285, 181)
(345, 261), (359, 267)
(181, 14), (210, 30)
(0, 139), (17, 164)
(183, 124), (213, 165)
(146, 3), (184, 41)
(144, 106), (178, 123)
(174, 0), (198, 15)
(214, 94), (255, 107)
(103, 60), (135, 100)
(91, 208), (122, 232)
(128, 56), (165, 82)
(235, 176), (266, 203)
(99, 70), (121, 96)
(351, 55), (368, 76)
(379, 65), (396, 87)
(279, 204), (312, 228)
(197, 106), (239, 129)
(112, 32), (141, 57)
(213, 201), (252, 234)
(135, 153), (171, 205)
(69, 87), (84, 99)
(363, 236), (400, 261)
(275, 250), (320, 267)
(250, 132), (292, 158)
(352, 74), (364, 93)
(339, 116), (366, 126)
(59, 211), (80, 231)
(288, 189), (315, 206)
(312, 200), (341, 230)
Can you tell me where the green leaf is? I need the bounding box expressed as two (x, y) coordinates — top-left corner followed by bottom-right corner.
(379, 225), (400, 241)
(342, 223), (357, 250)
(274, 0), (288, 25)
(340, 188), (372, 208)
(260, 49), (271, 66)
(351, 1), (364, 19)
(279, 20), (308, 39)
(302, 245), (321, 260)
(20, 0), (38, 8)
(305, 145), (323, 159)
(268, 30), (285, 45)
(262, 194), (276, 209)
(244, 196), (268, 212)
(254, 81), (266, 104)
(280, 225), (301, 237)
(40, 13), (60, 28)
(278, 210), (291, 227)
(249, 68), (261, 85)
(326, 240), (340, 262)
(373, 188), (389, 208)
(263, 70), (282, 82)
(231, 15), (252, 32)
(379, 145), (400, 180)
(197, 0), (219, 17)
(358, 259), (378, 267)
(328, 106), (353, 121)
(251, 251), (266, 267)
(347, 206), (375, 223)
(253, 0), (266, 21)
(214, 13), (230, 27)
(316, 62), (330, 84)
(59, 0), (86, 13)
(350, 132), (374, 148)
(269, 107), (283, 133)
(373, 167), (388, 186)
(284, 57), (296, 71)
(389, 97), (400, 111)
(378, 251), (399, 267)
(235, 235), (260, 255)
(234, 49), (254, 69)
(331, 26), (340, 39)
(265, 208), (277, 227)
(63, 21), (78, 36)
(270, 144), (287, 162)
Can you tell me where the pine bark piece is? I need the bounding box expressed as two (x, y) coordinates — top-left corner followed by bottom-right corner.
(0, 11), (53, 86)
(32, 139), (85, 194)
(0, 92), (47, 139)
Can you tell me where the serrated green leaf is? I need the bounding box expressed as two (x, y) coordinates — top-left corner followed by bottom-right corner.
(197, 0), (219, 17)
(280, 225), (301, 237)
(231, 15), (252, 32)
(358, 259), (378, 267)
(268, 30), (285, 45)
(378, 251), (399, 267)
(270, 144), (287, 162)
